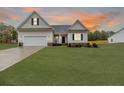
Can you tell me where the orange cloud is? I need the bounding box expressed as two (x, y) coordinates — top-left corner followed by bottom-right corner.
(23, 7), (40, 13)
(80, 13), (113, 32)
(84, 23), (100, 32)
(107, 20), (117, 28)
(10, 15), (20, 20)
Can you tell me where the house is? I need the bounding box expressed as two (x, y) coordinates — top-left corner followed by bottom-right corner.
(108, 28), (124, 43)
(17, 11), (89, 47)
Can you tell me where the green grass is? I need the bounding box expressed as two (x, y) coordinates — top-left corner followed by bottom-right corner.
(0, 43), (17, 50)
(0, 44), (124, 85)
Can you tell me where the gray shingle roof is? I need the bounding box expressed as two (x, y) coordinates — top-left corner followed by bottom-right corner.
(51, 25), (71, 32)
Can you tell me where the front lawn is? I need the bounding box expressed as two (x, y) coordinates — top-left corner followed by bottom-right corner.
(0, 43), (17, 50)
(0, 44), (124, 85)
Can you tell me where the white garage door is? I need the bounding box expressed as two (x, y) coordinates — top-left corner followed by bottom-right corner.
(23, 36), (47, 46)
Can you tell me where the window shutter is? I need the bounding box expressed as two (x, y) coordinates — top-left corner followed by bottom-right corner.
(31, 18), (34, 25)
(37, 18), (39, 25)
(72, 34), (74, 40)
(81, 34), (83, 40)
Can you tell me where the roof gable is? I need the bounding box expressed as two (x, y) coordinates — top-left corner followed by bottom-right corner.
(69, 20), (88, 31)
(18, 11), (51, 29)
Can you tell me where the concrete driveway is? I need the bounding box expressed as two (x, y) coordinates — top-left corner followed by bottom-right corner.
(0, 47), (43, 71)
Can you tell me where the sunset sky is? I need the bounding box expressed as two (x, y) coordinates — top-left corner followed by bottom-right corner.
(0, 7), (124, 32)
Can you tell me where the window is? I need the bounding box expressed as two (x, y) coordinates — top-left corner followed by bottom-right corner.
(74, 33), (81, 40)
(81, 34), (83, 40)
(33, 18), (38, 25)
(31, 18), (39, 25)
(72, 34), (74, 40)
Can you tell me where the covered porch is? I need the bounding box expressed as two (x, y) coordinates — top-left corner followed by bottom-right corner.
(54, 33), (67, 45)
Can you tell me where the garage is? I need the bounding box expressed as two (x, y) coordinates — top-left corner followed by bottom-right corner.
(23, 36), (47, 46)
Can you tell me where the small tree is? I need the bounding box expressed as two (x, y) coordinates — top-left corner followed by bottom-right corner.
(2, 33), (11, 43)
(11, 30), (18, 43)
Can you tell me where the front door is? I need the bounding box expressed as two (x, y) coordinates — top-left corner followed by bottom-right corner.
(62, 36), (65, 43)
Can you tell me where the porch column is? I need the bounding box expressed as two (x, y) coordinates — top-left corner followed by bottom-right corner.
(58, 34), (62, 44)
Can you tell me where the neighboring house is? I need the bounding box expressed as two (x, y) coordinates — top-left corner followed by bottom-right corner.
(17, 11), (89, 46)
(108, 28), (124, 43)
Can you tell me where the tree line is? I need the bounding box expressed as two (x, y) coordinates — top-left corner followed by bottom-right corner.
(88, 30), (115, 41)
(0, 23), (17, 43)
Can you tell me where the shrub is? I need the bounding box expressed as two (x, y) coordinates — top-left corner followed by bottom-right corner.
(92, 43), (98, 48)
(18, 42), (23, 46)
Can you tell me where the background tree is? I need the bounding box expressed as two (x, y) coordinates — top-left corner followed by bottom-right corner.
(100, 30), (109, 40)
(0, 23), (7, 31)
(93, 31), (101, 40)
(0, 23), (17, 44)
(88, 32), (94, 41)
(0, 32), (2, 43)
(11, 30), (18, 42)
(88, 30), (111, 41)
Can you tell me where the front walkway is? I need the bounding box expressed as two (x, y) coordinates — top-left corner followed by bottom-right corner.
(0, 47), (43, 71)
